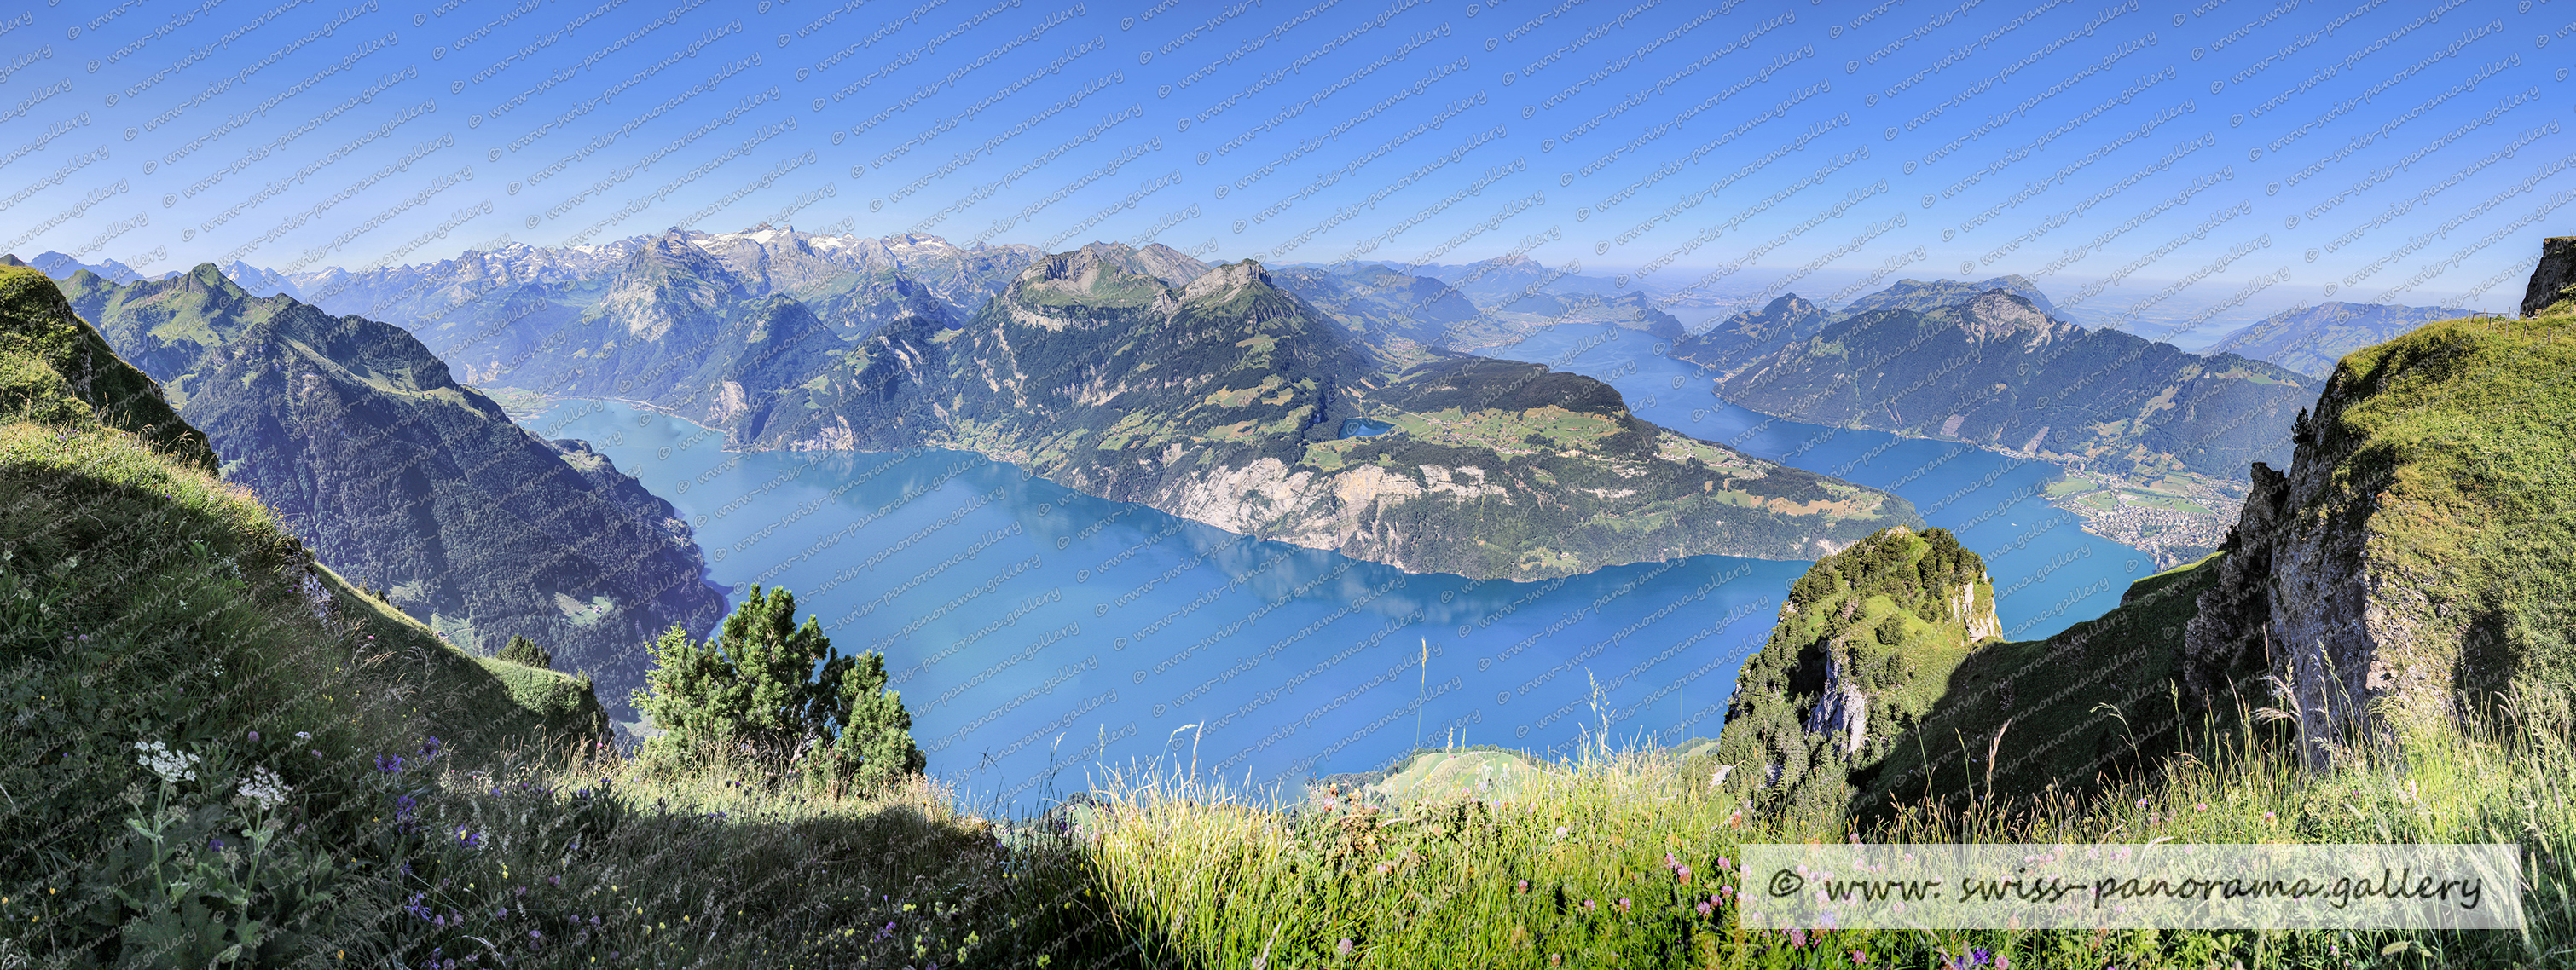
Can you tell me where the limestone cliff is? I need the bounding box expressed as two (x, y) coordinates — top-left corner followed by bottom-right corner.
(2184, 265), (2576, 765)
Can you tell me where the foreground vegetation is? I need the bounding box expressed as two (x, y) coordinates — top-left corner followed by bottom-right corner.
(1080, 687), (2570, 967)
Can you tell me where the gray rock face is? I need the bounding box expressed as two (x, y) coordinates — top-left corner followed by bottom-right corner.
(2184, 372), (2409, 767)
(2258, 386), (2415, 765)
(2179, 462), (2289, 705)
(2522, 236), (2576, 318)
(1802, 654), (1868, 757)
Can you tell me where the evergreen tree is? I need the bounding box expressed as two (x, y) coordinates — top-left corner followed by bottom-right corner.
(497, 634), (552, 669)
(631, 586), (924, 794)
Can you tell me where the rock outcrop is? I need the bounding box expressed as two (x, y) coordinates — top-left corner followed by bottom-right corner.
(2520, 236), (2576, 318)
(2185, 252), (2576, 766)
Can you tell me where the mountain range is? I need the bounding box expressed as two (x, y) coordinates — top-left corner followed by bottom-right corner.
(19, 257), (728, 720)
(2199, 300), (2480, 378)
(740, 245), (1915, 577)
(53, 232), (2499, 575)
(405, 231), (1919, 579)
(1664, 276), (2317, 567)
(38, 231), (1925, 581)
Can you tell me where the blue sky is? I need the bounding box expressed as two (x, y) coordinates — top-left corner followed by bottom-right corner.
(7, 0), (2569, 320)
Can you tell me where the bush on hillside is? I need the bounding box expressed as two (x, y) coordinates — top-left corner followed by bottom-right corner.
(632, 586), (925, 795)
(498, 633), (553, 669)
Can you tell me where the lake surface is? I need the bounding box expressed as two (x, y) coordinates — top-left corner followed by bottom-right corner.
(529, 325), (2146, 811)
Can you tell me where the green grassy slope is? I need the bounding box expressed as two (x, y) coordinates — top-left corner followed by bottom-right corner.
(0, 263), (605, 761)
(1859, 551), (2224, 817)
(52, 263), (726, 717)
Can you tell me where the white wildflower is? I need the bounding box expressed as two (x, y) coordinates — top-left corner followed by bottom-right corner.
(238, 766), (291, 811)
(134, 741), (200, 783)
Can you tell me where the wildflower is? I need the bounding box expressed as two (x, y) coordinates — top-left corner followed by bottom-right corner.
(1615, 898), (1631, 912)
(2266, 811), (2278, 821)
(1971, 947), (1993, 966)
(134, 741), (200, 783)
(2135, 797), (2148, 808)
(2195, 802), (2209, 812)
(1852, 950), (1870, 964)
(209, 838), (224, 851)
(1582, 898), (1596, 912)
(1517, 879), (1529, 894)
(1696, 900), (1711, 915)
(1790, 928), (1807, 948)
(238, 766), (291, 811)
(246, 730), (260, 742)
(1677, 864), (1693, 883)
(1336, 938), (1353, 957)
(296, 732), (312, 740)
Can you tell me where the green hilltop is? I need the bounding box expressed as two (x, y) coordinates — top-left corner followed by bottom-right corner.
(1708, 525), (1999, 821)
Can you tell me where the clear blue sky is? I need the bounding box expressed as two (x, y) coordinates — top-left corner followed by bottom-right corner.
(8, 0), (2569, 318)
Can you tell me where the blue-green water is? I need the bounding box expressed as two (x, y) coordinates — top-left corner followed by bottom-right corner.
(528, 325), (2145, 811)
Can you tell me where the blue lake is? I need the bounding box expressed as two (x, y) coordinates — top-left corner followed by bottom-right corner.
(527, 324), (2145, 811)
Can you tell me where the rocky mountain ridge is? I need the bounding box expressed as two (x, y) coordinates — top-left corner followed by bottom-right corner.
(34, 258), (728, 719)
(744, 244), (1921, 578)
